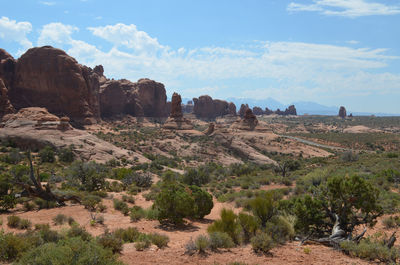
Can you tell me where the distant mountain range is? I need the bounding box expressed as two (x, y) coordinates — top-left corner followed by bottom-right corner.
(182, 97), (399, 116)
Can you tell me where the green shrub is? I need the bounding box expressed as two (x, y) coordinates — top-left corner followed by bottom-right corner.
(0, 231), (30, 262)
(113, 199), (129, 215)
(265, 216), (294, 244)
(113, 227), (140, 243)
(23, 201), (35, 211)
(39, 146), (55, 163)
(251, 232), (275, 254)
(122, 195), (135, 203)
(7, 215), (21, 228)
(58, 147), (75, 162)
(340, 239), (400, 263)
(207, 209), (242, 244)
(184, 238), (197, 255)
(34, 198), (57, 209)
(134, 234), (151, 251)
(195, 235), (209, 254)
(66, 161), (107, 191)
(97, 233), (123, 253)
(0, 174), (17, 211)
(150, 233), (169, 249)
(144, 207), (159, 220)
(183, 168), (210, 186)
(190, 185), (213, 219)
(238, 212), (259, 243)
(382, 216), (398, 229)
(82, 195), (102, 212)
(18, 237), (123, 265)
(66, 224), (91, 241)
(18, 219), (32, 230)
(35, 224), (61, 243)
(154, 181), (195, 225)
(53, 214), (68, 225)
(130, 206), (145, 222)
(208, 232), (234, 250)
(249, 193), (275, 227)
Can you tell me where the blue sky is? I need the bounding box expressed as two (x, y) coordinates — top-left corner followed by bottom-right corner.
(1, 0), (399, 113)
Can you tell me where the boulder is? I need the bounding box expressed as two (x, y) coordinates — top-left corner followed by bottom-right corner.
(9, 46), (101, 125)
(204, 122), (215, 135)
(0, 78), (15, 118)
(231, 108), (258, 131)
(339, 106), (347, 118)
(193, 95), (230, 119)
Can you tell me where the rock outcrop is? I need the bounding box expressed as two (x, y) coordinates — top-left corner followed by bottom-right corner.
(0, 107), (148, 163)
(193, 95), (231, 120)
(228, 102), (237, 116)
(339, 106), (347, 118)
(204, 122), (215, 135)
(182, 100), (194, 114)
(252, 106), (263, 116)
(163, 92), (193, 130)
(0, 78), (15, 118)
(238, 104), (249, 118)
(1, 46), (169, 125)
(7, 46), (101, 125)
(231, 108), (258, 131)
(284, 105), (297, 115)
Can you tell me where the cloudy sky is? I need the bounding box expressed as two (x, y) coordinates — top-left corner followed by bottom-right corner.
(1, 0), (399, 113)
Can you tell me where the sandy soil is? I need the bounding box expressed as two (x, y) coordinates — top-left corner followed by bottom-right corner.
(343, 125), (382, 133)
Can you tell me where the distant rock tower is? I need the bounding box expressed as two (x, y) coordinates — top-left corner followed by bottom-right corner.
(338, 106), (347, 118)
(163, 92), (193, 130)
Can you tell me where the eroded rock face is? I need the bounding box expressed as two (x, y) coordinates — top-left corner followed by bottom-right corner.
(284, 105), (297, 115)
(243, 108), (258, 129)
(238, 104), (249, 118)
(0, 48), (16, 90)
(252, 106), (263, 115)
(182, 100), (194, 113)
(193, 95), (230, 120)
(228, 102), (236, 116)
(0, 78), (15, 118)
(170, 92), (183, 118)
(163, 92), (193, 130)
(339, 106), (347, 118)
(204, 122), (215, 135)
(9, 46), (101, 125)
(134, 78), (167, 117)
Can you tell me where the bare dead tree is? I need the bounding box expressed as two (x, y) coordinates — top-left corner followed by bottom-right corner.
(14, 151), (80, 206)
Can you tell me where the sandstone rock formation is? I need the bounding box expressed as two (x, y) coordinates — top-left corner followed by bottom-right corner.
(264, 107), (274, 115)
(1, 46), (169, 125)
(204, 122), (215, 135)
(252, 106), (263, 115)
(193, 95), (231, 120)
(339, 106), (347, 118)
(0, 78), (15, 118)
(238, 104), (249, 118)
(8, 46), (101, 125)
(1, 107), (148, 163)
(231, 108), (258, 130)
(163, 92), (193, 130)
(284, 105), (297, 115)
(228, 102), (237, 116)
(182, 100), (194, 114)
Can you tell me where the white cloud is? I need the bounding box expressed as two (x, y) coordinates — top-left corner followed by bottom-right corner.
(37, 22), (78, 47)
(87, 23), (163, 54)
(39, 1), (56, 6)
(0, 16), (32, 49)
(288, 0), (400, 17)
(346, 40), (359, 44)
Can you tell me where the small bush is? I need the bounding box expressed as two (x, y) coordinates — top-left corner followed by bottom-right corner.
(113, 227), (140, 243)
(34, 198), (57, 209)
(58, 147), (74, 162)
(208, 232), (234, 250)
(122, 195), (135, 203)
(238, 212), (259, 243)
(134, 235), (151, 251)
(130, 206), (145, 222)
(66, 224), (91, 241)
(251, 232), (275, 254)
(0, 231), (30, 262)
(150, 233), (169, 249)
(340, 239), (400, 263)
(113, 199), (129, 215)
(18, 219), (31, 230)
(382, 216), (400, 229)
(39, 146), (55, 163)
(23, 201), (35, 211)
(82, 195), (102, 212)
(195, 235), (209, 254)
(265, 216), (294, 244)
(303, 247), (311, 254)
(67, 216), (75, 225)
(97, 233), (123, 253)
(184, 238), (197, 255)
(53, 214), (68, 225)
(207, 209), (242, 244)
(7, 215), (21, 228)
